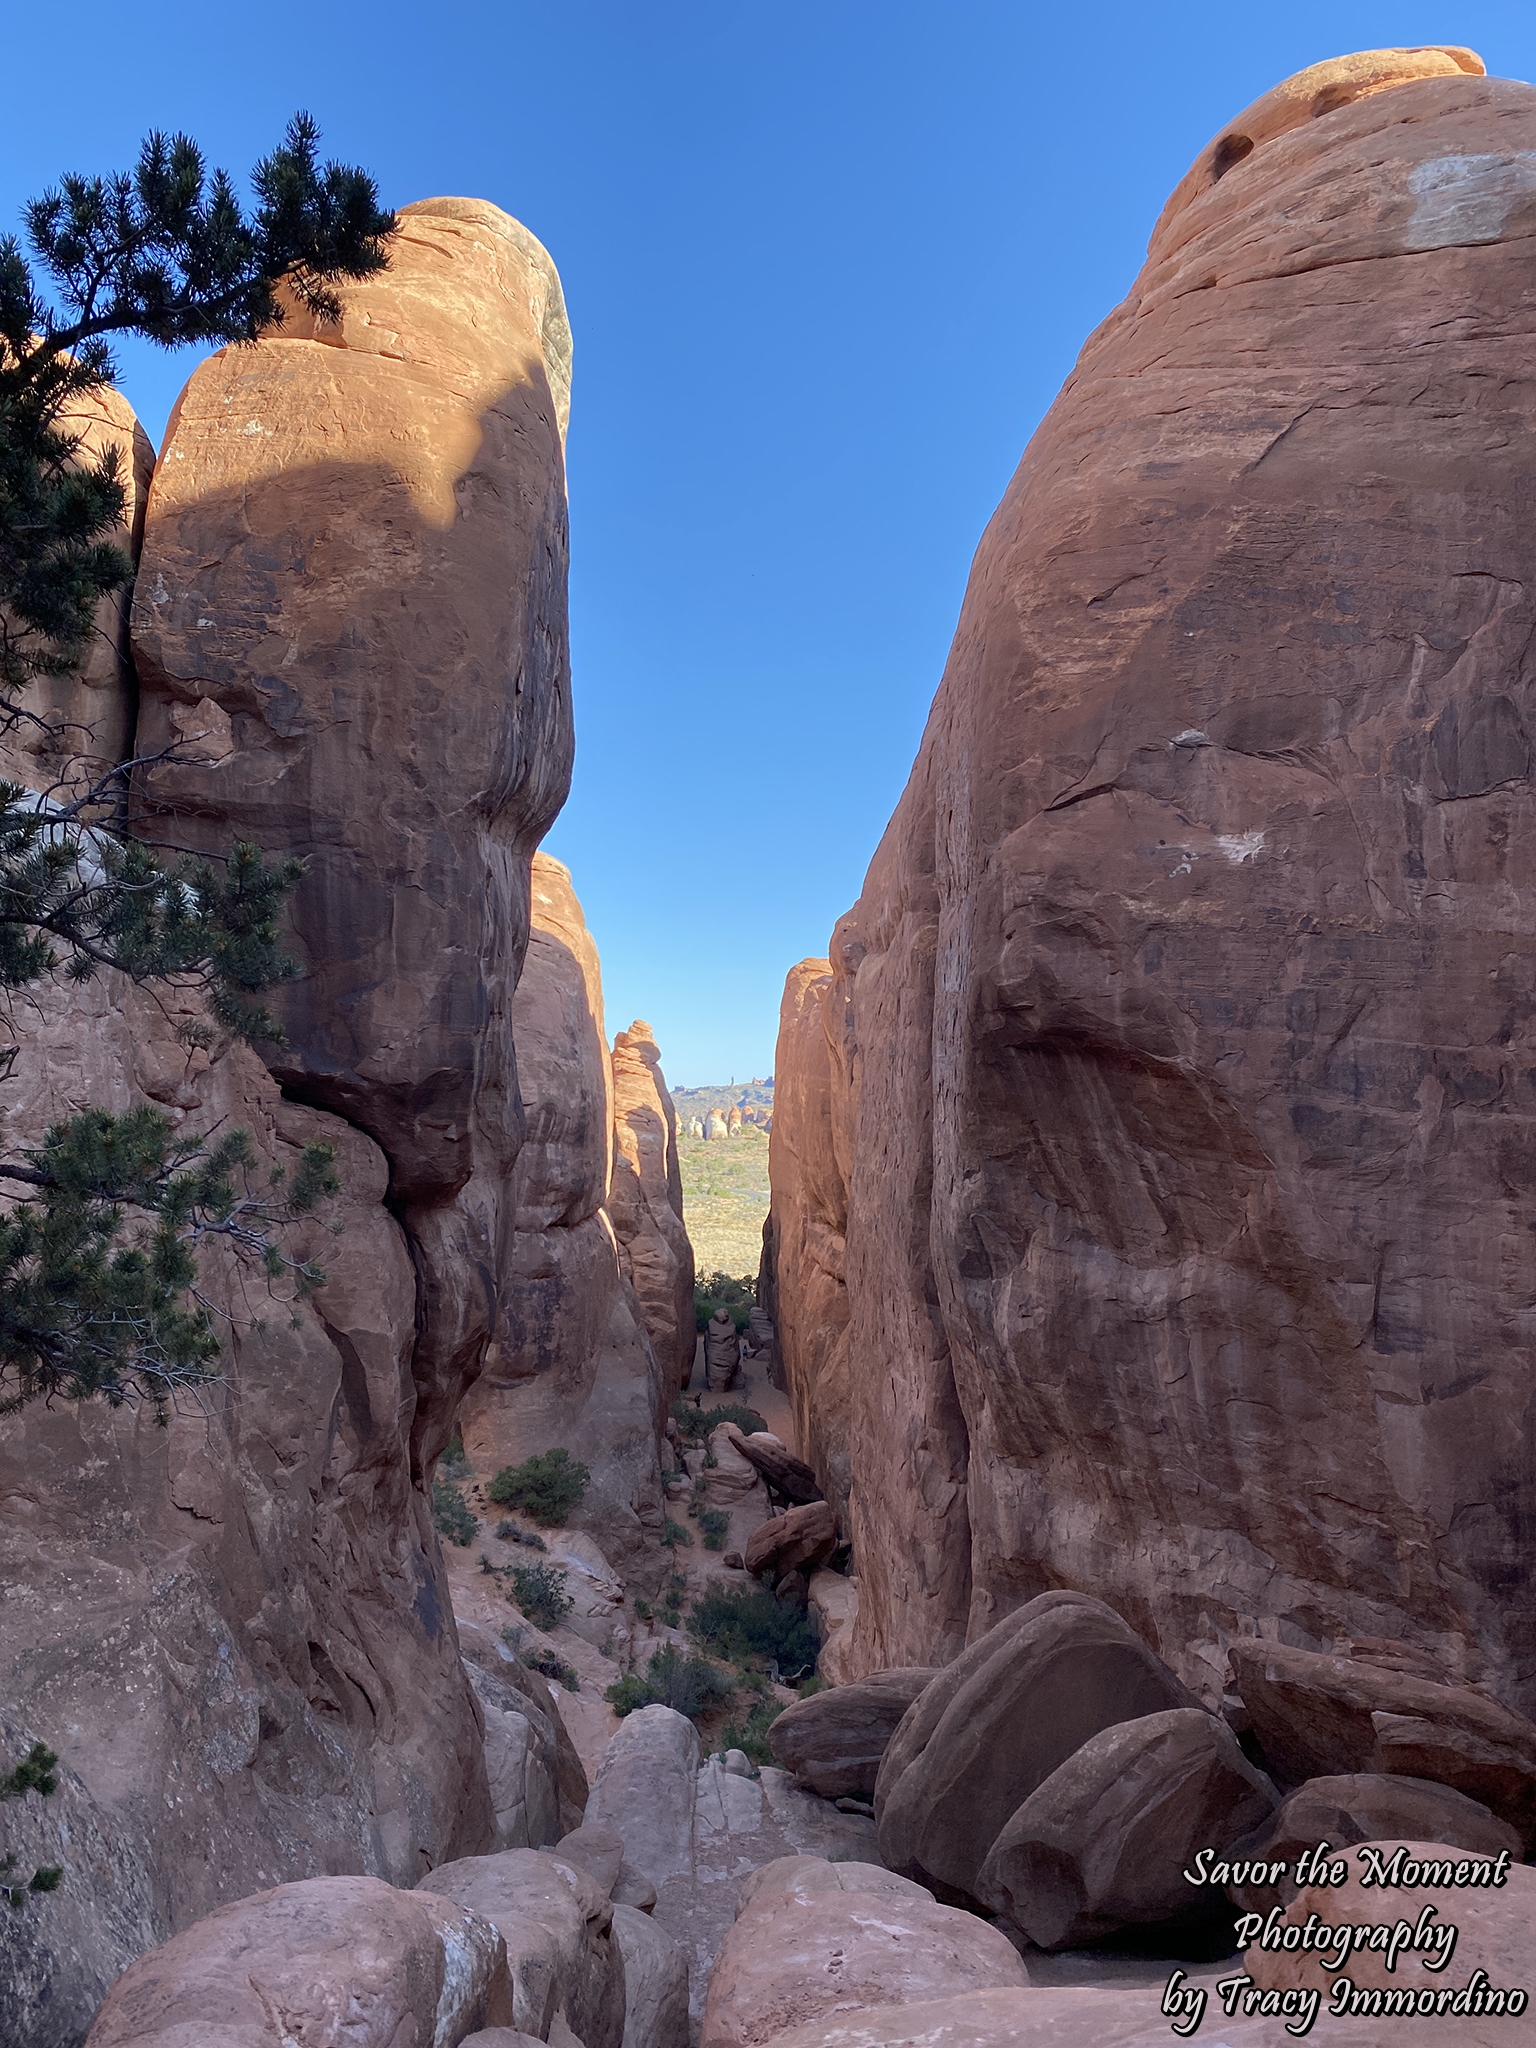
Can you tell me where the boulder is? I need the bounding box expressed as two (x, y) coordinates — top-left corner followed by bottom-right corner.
(585, 1711), (879, 2032)
(459, 1620), (590, 1838)
(973, 1707), (1277, 1948)
(762, 1985), (1486, 2047)
(419, 1849), (623, 2048)
(609, 1022), (695, 1399)
(735, 1856), (933, 1917)
(463, 1659), (565, 1853)
(767, 1668), (938, 1799)
(82, 1875), (511, 2047)
(1229, 1638), (1536, 1842)
(584, 1706), (701, 1886)
(1223, 1772), (1521, 1913)
(874, 1594), (1201, 1897)
(704, 1425), (764, 1506)
(554, 1824), (627, 1897)
(611, 1902), (689, 2048)
(700, 1883), (1027, 2048)
(1247, 1838), (1536, 2008)
(721, 1427), (825, 1508)
(744, 1502), (839, 1581)
(762, 41), (1536, 1719)
(460, 2034), (548, 2048)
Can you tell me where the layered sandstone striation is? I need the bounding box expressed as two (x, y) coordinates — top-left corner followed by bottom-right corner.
(1, 200), (580, 2045)
(769, 48), (1536, 1708)
(458, 855), (669, 1566)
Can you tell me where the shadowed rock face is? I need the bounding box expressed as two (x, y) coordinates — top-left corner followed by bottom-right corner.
(771, 50), (1536, 1710)
(130, 196), (575, 1464)
(459, 854), (668, 1569)
(0, 199), (577, 2046)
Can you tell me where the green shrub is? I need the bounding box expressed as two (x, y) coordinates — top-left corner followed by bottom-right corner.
(486, 1447), (589, 1525)
(699, 1508), (731, 1551)
(798, 1673), (829, 1698)
(605, 1645), (735, 1721)
(634, 1597), (653, 1621)
(495, 1519), (548, 1551)
(689, 1584), (820, 1679)
(439, 1435), (471, 1479)
(432, 1480), (477, 1547)
(671, 1398), (767, 1445)
(660, 1518), (692, 1549)
(716, 1691), (785, 1767)
(509, 1561), (573, 1631)
(522, 1644), (580, 1691)
(694, 1271), (755, 1333)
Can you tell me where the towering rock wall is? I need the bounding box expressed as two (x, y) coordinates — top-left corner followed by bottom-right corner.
(609, 1020), (695, 1399)
(0, 201), (577, 2044)
(758, 961), (855, 1517)
(459, 855), (672, 1569)
(772, 48), (1536, 1709)
(130, 196), (575, 1466)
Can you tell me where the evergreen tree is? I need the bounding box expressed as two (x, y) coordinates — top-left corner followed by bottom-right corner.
(0, 118), (395, 1417)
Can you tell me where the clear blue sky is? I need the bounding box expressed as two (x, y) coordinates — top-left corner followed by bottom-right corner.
(5, 4), (1533, 1084)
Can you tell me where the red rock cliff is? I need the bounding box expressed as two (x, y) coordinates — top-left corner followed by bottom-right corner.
(771, 48), (1536, 1709)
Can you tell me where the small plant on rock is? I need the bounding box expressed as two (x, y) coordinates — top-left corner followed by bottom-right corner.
(605, 1645), (735, 1722)
(671, 1398), (766, 1445)
(509, 1560), (573, 1631)
(689, 1583), (820, 1679)
(659, 1517), (692, 1549)
(431, 1480), (476, 1547)
(699, 1507), (730, 1551)
(0, 1743), (62, 1908)
(486, 1447), (588, 1526)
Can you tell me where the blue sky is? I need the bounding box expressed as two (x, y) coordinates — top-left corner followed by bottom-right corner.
(5, 3), (1534, 1083)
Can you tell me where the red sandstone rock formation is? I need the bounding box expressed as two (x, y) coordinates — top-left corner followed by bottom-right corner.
(758, 960), (852, 1514)
(0, 384), (154, 800)
(770, 47), (1536, 1709)
(609, 1020), (695, 1397)
(0, 200), (576, 2044)
(130, 197), (575, 1467)
(459, 854), (667, 1565)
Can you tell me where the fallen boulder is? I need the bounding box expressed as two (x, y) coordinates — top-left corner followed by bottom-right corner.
(974, 1707), (1277, 1948)
(744, 1502), (840, 1581)
(1222, 1772), (1522, 1913)
(735, 1855), (933, 1917)
(419, 1849), (623, 2048)
(875, 1592), (1201, 1898)
(700, 1861), (1028, 2048)
(767, 1668), (937, 1799)
(721, 1426), (826, 1507)
(611, 1901), (689, 2048)
(82, 1876), (510, 2047)
(460, 1620), (590, 1837)
(1229, 1639), (1536, 1843)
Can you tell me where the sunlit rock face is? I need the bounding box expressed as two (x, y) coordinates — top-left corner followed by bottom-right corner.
(130, 196), (575, 1466)
(459, 854), (669, 1572)
(2, 199), (578, 2046)
(774, 49), (1536, 1711)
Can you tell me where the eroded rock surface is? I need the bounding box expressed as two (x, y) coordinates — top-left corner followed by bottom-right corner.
(131, 197), (575, 1467)
(767, 46), (1536, 1712)
(609, 1021), (694, 1399)
(459, 856), (667, 1570)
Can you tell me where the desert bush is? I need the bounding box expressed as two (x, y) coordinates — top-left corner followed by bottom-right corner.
(671, 1398), (767, 1444)
(509, 1560), (573, 1631)
(486, 1447), (588, 1525)
(605, 1645), (735, 1721)
(693, 1271), (755, 1333)
(439, 1435), (470, 1479)
(660, 1518), (692, 1549)
(715, 1691), (785, 1767)
(699, 1508), (730, 1550)
(432, 1480), (476, 1547)
(689, 1583), (820, 1678)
